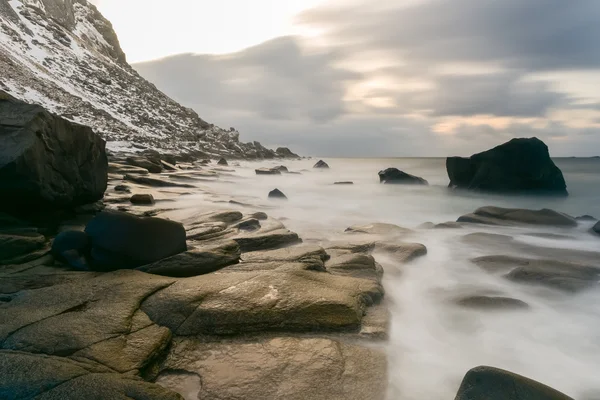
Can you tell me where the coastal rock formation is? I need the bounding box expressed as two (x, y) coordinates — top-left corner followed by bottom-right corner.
(0, 0), (296, 158)
(593, 221), (600, 236)
(378, 168), (428, 185)
(130, 194), (155, 205)
(256, 167), (282, 175)
(314, 160), (330, 169)
(268, 188), (288, 199)
(455, 366), (574, 400)
(447, 137), (568, 196)
(0, 94), (108, 210)
(458, 206), (577, 227)
(276, 147), (299, 158)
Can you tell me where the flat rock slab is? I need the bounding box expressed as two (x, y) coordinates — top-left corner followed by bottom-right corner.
(142, 269), (383, 335)
(156, 337), (387, 400)
(458, 206), (577, 227)
(454, 295), (530, 310)
(345, 223), (412, 236)
(326, 253), (382, 282)
(0, 232), (48, 265)
(0, 350), (182, 400)
(124, 174), (195, 188)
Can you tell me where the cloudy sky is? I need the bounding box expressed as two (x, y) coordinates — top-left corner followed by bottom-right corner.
(91, 0), (600, 156)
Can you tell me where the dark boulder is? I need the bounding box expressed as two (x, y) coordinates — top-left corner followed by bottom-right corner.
(125, 156), (162, 173)
(276, 147), (299, 158)
(334, 181), (354, 185)
(314, 160), (329, 169)
(217, 158), (229, 166)
(51, 230), (91, 270)
(269, 189), (287, 199)
(84, 211), (187, 270)
(0, 96), (108, 211)
(378, 168), (428, 185)
(455, 366), (574, 400)
(256, 167), (282, 175)
(274, 165), (289, 173)
(447, 137), (568, 196)
(592, 221), (600, 236)
(130, 193), (155, 205)
(114, 185), (131, 193)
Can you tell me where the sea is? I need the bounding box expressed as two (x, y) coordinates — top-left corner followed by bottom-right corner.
(169, 157), (600, 399)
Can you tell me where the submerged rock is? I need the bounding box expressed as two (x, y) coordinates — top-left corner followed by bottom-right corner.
(378, 168), (428, 185)
(446, 137), (568, 196)
(256, 167), (282, 175)
(114, 184), (131, 193)
(334, 181), (354, 185)
(217, 158), (229, 166)
(0, 96), (108, 211)
(314, 160), (330, 169)
(454, 295), (529, 310)
(593, 221), (600, 236)
(455, 366), (574, 400)
(268, 188), (288, 199)
(458, 206), (577, 227)
(345, 223), (412, 236)
(126, 156), (162, 173)
(84, 211), (187, 269)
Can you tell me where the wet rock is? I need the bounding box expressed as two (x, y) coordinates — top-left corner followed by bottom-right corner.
(108, 162), (149, 175)
(84, 211), (187, 270)
(455, 365), (574, 400)
(217, 158), (229, 166)
(373, 242), (427, 263)
(124, 174), (195, 188)
(130, 193), (155, 205)
(378, 168), (428, 185)
(458, 206), (577, 227)
(233, 229), (301, 252)
(126, 156), (162, 173)
(136, 241), (241, 277)
(345, 223), (412, 236)
(0, 232), (47, 265)
(235, 218), (261, 231)
(454, 295), (529, 310)
(447, 137), (568, 196)
(160, 160), (178, 171)
(472, 255), (600, 292)
(435, 221), (463, 229)
(142, 270), (383, 335)
(314, 160), (330, 169)
(0, 97), (108, 211)
(268, 188), (287, 199)
(326, 253), (382, 282)
(114, 184), (131, 193)
(250, 212), (268, 221)
(51, 230), (91, 270)
(156, 337), (387, 400)
(0, 351), (182, 400)
(334, 181), (354, 185)
(593, 221), (600, 236)
(230, 245), (328, 272)
(256, 167), (282, 175)
(274, 165), (289, 173)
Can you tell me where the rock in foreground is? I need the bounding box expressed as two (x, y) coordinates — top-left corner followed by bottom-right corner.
(378, 168), (428, 185)
(447, 137), (568, 196)
(269, 189), (288, 199)
(455, 366), (574, 400)
(458, 206), (577, 227)
(0, 94), (108, 210)
(592, 221), (600, 236)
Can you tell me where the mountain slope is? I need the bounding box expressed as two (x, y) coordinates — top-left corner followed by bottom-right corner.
(0, 0), (289, 158)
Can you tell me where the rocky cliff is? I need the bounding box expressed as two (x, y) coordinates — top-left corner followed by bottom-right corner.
(0, 0), (293, 158)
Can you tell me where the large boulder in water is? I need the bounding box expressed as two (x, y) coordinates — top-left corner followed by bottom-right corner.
(446, 137), (568, 196)
(455, 366), (574, 400)
(378, 168), (428, 185)
(84, 211), (187, 270)
(0, 94), (108, 210)
(592, 221), (600, 236)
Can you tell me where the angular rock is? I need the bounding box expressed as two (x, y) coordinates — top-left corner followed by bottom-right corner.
(108, 162), (149, 175)
(274, 165), (289, 173)
(458, 206), (577, 227)
(229, 245), (328, 272)
(454, 295), (529, 310)
(130, 194), (155, 205)
(160, 160), (178, 171)
(136, 241), (241, 277)
(126, 156), (162, 173)
(233, 229), (301, 252)
(256, 167), (282, 175)
(0, 232), (47, 265)
(326, 253), (382, 282)
(276, 147), (299, 158)
(51, 230), (91, 270)
(156, 337), (387, 400)
(268, 188), (288, 199)
(84, 211), (187, 270)
(114, 184), (131, 193)
(0, 96), (108, 210)
(593, 221), (600, 236)
(217, 158), (229, 166)
(142, 270), (383, 335)
(124, 174), (195, 188)
(0, 351), (182, 400)
(314, 160), (330, 169)
(373, 242), (427, 263)
(447, 137), (568, 196)
(455, 365), (574, 400)
(378, 168), (428, 185)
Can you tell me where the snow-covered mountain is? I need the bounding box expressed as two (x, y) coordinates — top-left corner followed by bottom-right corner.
(0, 0), (292, 158)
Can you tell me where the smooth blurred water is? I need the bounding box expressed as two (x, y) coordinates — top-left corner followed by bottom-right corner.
(175, 157), (600, 400)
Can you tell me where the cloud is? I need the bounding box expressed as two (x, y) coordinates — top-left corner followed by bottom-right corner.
(133, 0), (600, 156)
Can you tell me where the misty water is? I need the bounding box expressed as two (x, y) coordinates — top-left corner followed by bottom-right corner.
(168, 157), (600, 399)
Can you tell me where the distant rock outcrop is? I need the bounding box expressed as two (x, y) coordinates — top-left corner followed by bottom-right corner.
(0, 92), (108, 211)
(314, 160), (330, 169)
(378, 168), (428, 185)
(447, 137), (568, 196)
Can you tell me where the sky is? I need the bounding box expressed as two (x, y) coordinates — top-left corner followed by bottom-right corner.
(90, 0), (600, 156)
